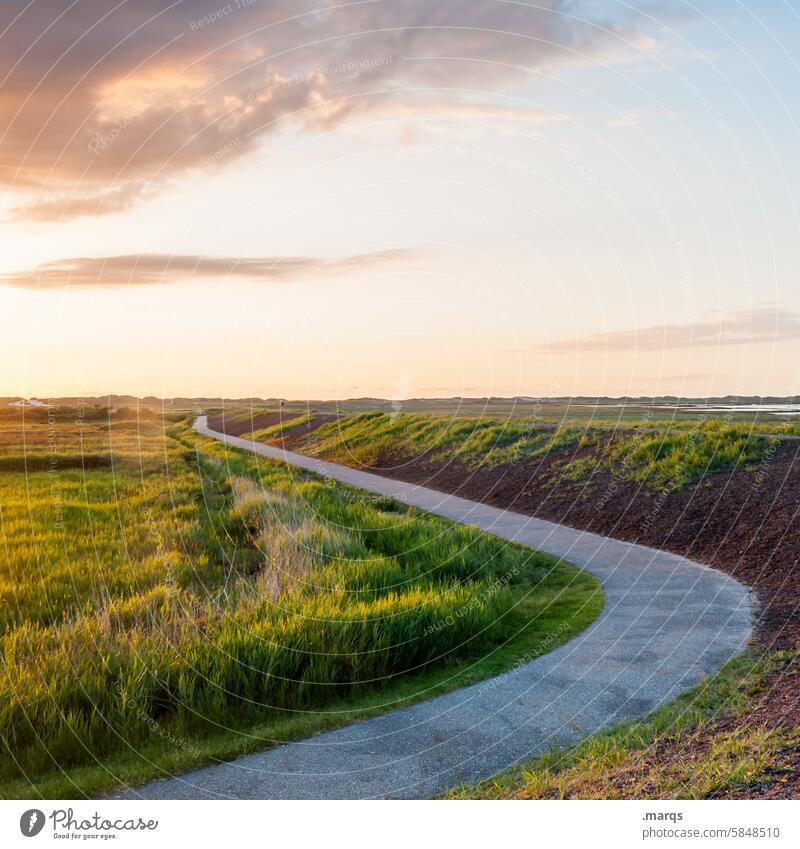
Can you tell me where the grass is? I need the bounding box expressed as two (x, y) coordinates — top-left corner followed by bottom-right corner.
(298, 411), (588, 469)
(244, 413), (315, 442)
(447, 649), (798, 799)
(599, 420), (777, 489)
(288, 412), (777, 490)
(0, 409), (601, 798)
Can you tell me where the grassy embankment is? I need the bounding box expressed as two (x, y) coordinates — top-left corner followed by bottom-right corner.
(0, 408), (600, 798)
(282, 411), (778, 489)
(245, 413), (315, 442)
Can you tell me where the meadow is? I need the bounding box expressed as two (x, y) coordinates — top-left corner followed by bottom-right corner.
(0, 407), (600, 798)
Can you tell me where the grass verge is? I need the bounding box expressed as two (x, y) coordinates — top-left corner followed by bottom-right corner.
(446, 649), (798, 799)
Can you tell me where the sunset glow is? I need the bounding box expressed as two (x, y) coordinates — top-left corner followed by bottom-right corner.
(1, 1), (798, 399)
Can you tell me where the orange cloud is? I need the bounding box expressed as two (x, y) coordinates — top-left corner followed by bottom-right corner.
(0, 249), (413, 289)
(538, 307), (800, 353)
(1, 1), (676, 220)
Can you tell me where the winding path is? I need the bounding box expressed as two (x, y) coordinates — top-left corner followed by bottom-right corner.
(115, 416), (753, 799)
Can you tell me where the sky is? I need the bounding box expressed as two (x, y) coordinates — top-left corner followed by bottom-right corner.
(1, 0), (799, 400)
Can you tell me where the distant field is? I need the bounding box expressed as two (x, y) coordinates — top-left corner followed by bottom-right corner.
(16, 394), (800, 430)
(0, 408), (600, 798)
(205, 399), (800, 455)
(322, 398), (800, 429)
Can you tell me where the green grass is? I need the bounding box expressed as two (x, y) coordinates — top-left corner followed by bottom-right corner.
(244, 413), (315, 442)
(287, 412), (777, 490)
(599, 421), (777, 489)
(0, 411), (601, 798)
(447, 649), (797, 799)
(299, 412), (588, 470)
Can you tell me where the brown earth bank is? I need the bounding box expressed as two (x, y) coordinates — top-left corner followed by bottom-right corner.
(206, 409), (340, 439)
(269, 413), (341, 444)
(276, 422), (800, 798)
(206, 409), (302, 436)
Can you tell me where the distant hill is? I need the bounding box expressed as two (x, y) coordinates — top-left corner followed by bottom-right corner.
(2, 394), (798, 409)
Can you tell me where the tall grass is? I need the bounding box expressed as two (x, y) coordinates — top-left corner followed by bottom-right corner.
(0, 414), (598, 788)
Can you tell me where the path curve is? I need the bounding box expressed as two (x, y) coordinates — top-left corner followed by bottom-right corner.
(115, 417), (753, 799)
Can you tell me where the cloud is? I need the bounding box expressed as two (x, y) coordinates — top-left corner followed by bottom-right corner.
(0, 1), (677, 219)
(12, 184), (157, 221)
(0, 249), (411, 289)
(539, 307), (800, 353)
(391, 99), (561, 126)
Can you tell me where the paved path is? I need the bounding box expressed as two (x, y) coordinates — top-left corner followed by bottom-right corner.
(115, 417), (753, 799)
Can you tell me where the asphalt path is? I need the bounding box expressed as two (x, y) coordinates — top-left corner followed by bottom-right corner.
(112, 417), (752, 799)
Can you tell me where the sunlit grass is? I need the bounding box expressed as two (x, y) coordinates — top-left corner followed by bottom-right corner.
(0, 410), (601, 797)
(301, 412), (587, 469)
(292, 412), (777, 489)
(244, 413), (315, 442)
(602, 420), (776, 489)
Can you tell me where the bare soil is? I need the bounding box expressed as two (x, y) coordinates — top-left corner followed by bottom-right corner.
(206, 409), (303, 436)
